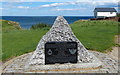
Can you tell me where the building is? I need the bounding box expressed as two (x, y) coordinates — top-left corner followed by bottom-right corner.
(94, 8), (117, 18)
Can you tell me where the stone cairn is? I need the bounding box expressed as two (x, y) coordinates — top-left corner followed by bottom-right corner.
(26, 16), (96, 70)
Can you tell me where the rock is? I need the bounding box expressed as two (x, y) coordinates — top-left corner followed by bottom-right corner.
(28, 16), (92, 65)
(24, 16), (101, 71)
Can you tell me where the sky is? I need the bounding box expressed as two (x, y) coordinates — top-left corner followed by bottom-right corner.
(0, 0), (119, 16)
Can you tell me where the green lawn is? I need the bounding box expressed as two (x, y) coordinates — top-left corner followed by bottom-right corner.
(70, 20), (119, 52)
(2, 20), (120, 61)
(0, 21), (1, 61)
(2, 28), (49, 61)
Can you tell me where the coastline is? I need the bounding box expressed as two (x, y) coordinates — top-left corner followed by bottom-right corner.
(1, 16), (93, 29)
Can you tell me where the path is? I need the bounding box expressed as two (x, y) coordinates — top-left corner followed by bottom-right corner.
(1, 49), (118, 73)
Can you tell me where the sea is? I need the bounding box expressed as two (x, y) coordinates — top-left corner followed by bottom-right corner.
(1, 16), (94, 29)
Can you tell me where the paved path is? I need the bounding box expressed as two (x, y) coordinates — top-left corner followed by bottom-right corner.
(2, 50), (118, 73)
(90, 51), (118, 73)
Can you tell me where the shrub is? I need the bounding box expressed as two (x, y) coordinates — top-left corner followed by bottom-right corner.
(117, 13), (120, 17)
(31, 23), (50, 29)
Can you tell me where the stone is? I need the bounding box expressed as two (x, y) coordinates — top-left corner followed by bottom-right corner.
(24, 16), (102, 71)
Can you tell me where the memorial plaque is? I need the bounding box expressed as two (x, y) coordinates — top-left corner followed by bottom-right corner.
(45, 41), (78, 64)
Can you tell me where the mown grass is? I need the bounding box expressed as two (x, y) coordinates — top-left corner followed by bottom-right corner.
(2, 28), (50, 61)
(70, 20), (119, 52)
(2, 20), (120, 61)
(0, 33), (1, 61)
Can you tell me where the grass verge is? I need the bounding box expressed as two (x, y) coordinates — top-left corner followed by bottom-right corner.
(70, 20), (119, 52)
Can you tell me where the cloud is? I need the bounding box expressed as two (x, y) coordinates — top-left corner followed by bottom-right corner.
(1, 0), (75, 2)
(1, 0), (119, 3)
(39, 2), (80, 8)
(0, 8), (4, 10)
(1, 0), (46, 2)
(76, 0), (118, 2)
(76, 0), (118, 6)
(17, 6), (30, 9)
(35, 2), (72, 9)
(2, 2), (31, 9)
(54, 8), (86, 11)
(41, 3), (66, 7)
(39, 1), (118, 8)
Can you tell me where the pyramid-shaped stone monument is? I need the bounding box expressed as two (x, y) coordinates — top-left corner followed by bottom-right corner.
(25, 16), (102, 72)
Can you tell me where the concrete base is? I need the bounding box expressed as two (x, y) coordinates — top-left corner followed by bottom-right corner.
(25, 53), (102, 72)
(3, 50), (118, 73)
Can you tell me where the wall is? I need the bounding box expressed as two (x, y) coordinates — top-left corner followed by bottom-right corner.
(90, 17), (120, 22)
(96, 12), (116, 18)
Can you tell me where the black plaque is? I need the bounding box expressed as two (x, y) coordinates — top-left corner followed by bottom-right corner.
(45, 41), (77, 65)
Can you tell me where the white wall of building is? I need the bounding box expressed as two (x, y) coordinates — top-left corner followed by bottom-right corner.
(96, 12), (116, 17)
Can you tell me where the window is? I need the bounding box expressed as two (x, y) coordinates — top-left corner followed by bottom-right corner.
(110, 12), (113, 14)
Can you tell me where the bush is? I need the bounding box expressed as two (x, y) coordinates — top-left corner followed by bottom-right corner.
(117, 13), (120, 17)
(31, 23), (50, 29)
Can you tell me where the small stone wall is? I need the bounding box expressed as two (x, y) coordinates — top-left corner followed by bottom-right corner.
(90, 17), (120, 22)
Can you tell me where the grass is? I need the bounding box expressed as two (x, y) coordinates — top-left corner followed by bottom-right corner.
(2, 27), (50, 61)
(0, 34), (1, 61)
(1, 20), (21, 32)
(70, 20), (119, 52)
(2, 20), (120, 61)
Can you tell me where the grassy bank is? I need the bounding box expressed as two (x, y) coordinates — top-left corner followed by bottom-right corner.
(2, 20), (50, 61)
(2, 20), (21, 32)
(2, 20), (120, 61)
(71, 20), (119, 52)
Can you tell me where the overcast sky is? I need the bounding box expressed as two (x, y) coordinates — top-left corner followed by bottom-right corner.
(0, 0), (119, 16)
